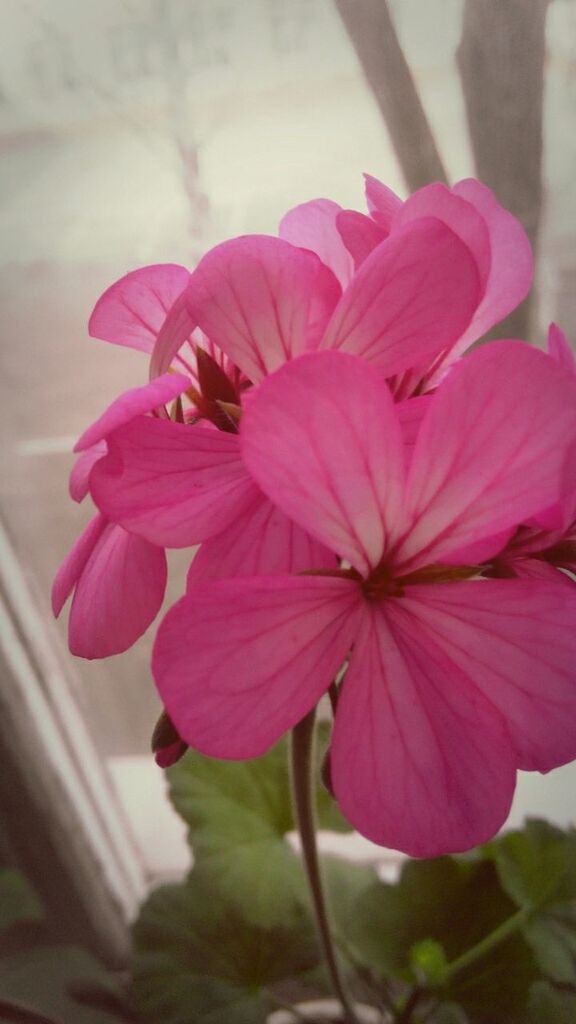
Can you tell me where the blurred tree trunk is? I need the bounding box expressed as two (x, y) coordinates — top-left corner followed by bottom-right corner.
(457, 0), (551, 339)
(334, 0), (448, 190)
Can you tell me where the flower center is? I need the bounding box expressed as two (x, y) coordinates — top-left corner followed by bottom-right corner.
(362, 561), (481, 601)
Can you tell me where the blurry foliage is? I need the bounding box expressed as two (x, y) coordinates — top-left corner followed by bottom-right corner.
(132, 734), (576, 1024)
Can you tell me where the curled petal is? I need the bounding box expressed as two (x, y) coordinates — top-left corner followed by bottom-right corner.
(241, 351), (405, 576)
(52, 513), (107, 617)
(336, 210), (387, 270)
(320, 218), (481, 376)
(69, 442), (107, 502)
(74, 373), (190, 452)
(89, 264), (190, 353)
(548, 322), (576, 376)
(331, 602), (516, 856)
(363, 174), (402, 231)
(279, 198), (354, 288)
(91, 416), (259, 547)
(153, 576), (362, 758)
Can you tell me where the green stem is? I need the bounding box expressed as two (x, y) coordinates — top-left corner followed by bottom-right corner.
(443, 906), (530, 983)
(291, 709), (359, 1024)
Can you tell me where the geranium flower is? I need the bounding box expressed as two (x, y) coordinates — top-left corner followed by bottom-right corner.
(153, 344), (576, 856)
(89, 219), (481, 584)
(280, 175), (533, 397)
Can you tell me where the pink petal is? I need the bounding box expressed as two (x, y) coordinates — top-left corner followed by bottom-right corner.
(74, 373), (190, 452)
(397, 341), (576, 571)
(395, 182), (491, 293)
(69, 442), (107, 502)
(504, 558), (573, 582)
(396, 395), (432, 456)
(180, 235), (341, 383)
(548, 322), (576, 376)
(336, 210), (387, 269)
(149, 289), (198, 379)
(152, 576), (361, 758)
(331, 602), (516, 856)
(450, 178), (533, 353)
(319, 219), (481, 376)
(279, 198), (354, 288)
(364, 174), (402, 231)
(68, 524), (167, 659)
(241, 351), (405, 577)
(401, 579), (576, 772)
(90, 416), (259, 547)
(89, 264), (191, 353)
(188, 494), (337, 584)
(52, 513), (108, 616)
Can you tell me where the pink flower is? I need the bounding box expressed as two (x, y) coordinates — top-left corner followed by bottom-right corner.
(89, 215), (482, 581)
(152, 343), (576, 857)
(280, 176), (533, 397)
(52, 374), (189, 658)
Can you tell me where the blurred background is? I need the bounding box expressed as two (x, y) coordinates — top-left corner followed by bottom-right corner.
(0, 0), (575, 960)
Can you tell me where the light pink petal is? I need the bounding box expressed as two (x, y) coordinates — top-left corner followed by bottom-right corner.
(450, 178), (533, 353)
(364, 174), (403, 231)
(402, 579), (576, 772)
(279, 198), (354, 288)
(52, 513), (107, 617)
(90, 416), (259, 547)
(548, 322), (576, 376)
(181, 235), (341, 383)
(319, 219), (481, 376)
(397, 341), (576, 571)
(74, 373), (190, 452)
(68, 524), (167, 659)
(331, 603), (516, 856)
(241, 351), (405, 577)
(69, 442), (107, 502)
(149, 290), (198, 379)
(395, 183), (490, 291)
(89, 264), (191, 353)
(188, 494), (337, 584)
(153, 576), (361, 758)
(335, 210), (387, 270)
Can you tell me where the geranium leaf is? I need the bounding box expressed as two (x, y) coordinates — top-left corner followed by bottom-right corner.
(482, 819), (576, 910)
(528, 980), (576, 1023)
(131, 871), (320, 1024)
(166, 724), (351, 928)
(0, 870), (44, 934)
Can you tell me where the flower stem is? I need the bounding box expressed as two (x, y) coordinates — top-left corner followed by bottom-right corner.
(443, 906), (530, 983)
(290, 709), (359, 1024)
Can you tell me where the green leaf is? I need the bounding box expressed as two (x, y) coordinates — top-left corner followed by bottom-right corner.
(425, 1003), (470, 1024)
(132, 871), (320, 1024)
(524, 908), (576, 984)
(0, 870), (44, 933)
(483, 819), (576, 911)
(0, 946), (127, 1024)
(166, 725), (350, 927)
(348, 856), (536, 1021)
(527, 980), (576, 1023)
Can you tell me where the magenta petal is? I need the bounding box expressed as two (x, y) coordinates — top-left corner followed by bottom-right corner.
(320, 218), (481, 375)
(69, 442), (107, 502)
(450, 178), (533, 352)
(188, 495), (337, 584)
(181, 235), (341, 382)
(74, 373), (190, 452)
(548, 322), (576, 376)
(52, 513), (108, 617)
(331, 603), (516, 856)
(279, 198), (354, 288)
(363, 174), (402, 231)
(398, 340), (576, 571)
(68, 524), (167, 659)
(91, 416), (259, 547)
(241, 351), (405, 576)
(401, 579), (576, 772)
(89, 264), (191, 353)
(336, 210), (387, 269)
(153, 576), (361, 758)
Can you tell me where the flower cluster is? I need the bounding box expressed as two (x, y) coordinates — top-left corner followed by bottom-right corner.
(53, 175), (576, 857)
